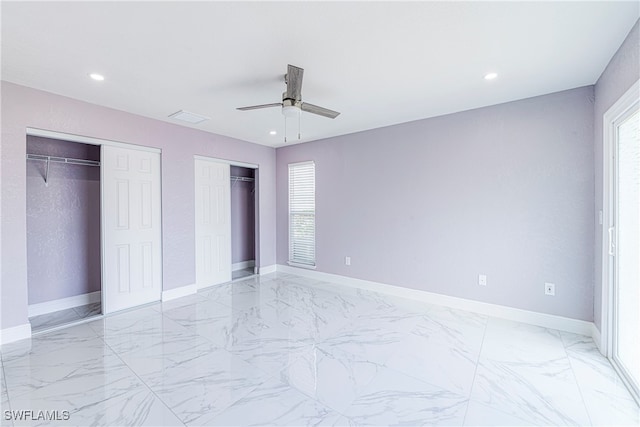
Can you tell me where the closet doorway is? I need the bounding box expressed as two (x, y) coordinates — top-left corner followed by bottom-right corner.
(194, 156), (258, 289)
(26, 136), (102, 332)
(25, 129), (163, 333)
(230, 165), (256, 280)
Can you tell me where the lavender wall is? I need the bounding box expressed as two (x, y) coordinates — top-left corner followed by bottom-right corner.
(593, 20), (640, 331)
(231, 165), (255, 264)
(26, 137), (101, 305)
(1, 81), (276, 330)
(277, 87), (595, 321)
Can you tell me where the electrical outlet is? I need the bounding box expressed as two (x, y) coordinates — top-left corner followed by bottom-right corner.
(345, 256), (351, 266)
(478, 274), (487, 286)
(545, 282), (555, 296)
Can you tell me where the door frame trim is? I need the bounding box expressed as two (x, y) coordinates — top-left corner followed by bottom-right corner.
(194, 154), (258, 169)
(600, 79), (639, 356)
(26, 127), (161, 153)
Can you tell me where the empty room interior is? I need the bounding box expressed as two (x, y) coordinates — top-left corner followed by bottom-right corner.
(1, 1), (639, 426)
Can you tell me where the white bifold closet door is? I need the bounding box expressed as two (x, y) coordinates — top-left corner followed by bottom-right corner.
(102, 145), (162, 313)
(195, 158), (231, 288)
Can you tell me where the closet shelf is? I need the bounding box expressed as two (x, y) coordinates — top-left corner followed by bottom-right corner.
(27, 153), (101, 167)
(26, 153), (101, 186)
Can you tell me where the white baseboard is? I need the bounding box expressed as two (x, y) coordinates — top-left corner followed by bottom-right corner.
(592, 323), (604, 355)
(276, 265), (594, 336)
(162, 283), (197, 302)
(232, 260), (255, 271)
(259, 264), (277, 275)
(0, 323), (32, 345)
(28, 291), (101, 317)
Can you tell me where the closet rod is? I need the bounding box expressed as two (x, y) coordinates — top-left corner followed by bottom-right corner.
(26, 154), (101, 186)
(230, 176), (254, 182)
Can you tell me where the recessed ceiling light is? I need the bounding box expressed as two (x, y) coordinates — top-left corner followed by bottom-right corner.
(484, 72), (498, 81)
(89, 73), (105, 81)
(269, 130), (277, 135)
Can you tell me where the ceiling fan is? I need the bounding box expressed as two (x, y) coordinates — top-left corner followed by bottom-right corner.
(236, 64), (340, 120)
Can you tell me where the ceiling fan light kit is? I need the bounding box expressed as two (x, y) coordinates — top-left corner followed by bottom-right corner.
(237, 64), (340, 142)
(282, 101), (301, 118)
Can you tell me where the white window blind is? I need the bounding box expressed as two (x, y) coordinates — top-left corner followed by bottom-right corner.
(289, 161), (315, 267)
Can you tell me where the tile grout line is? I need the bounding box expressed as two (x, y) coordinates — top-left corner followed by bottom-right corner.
(460, 316), (489, 426)
(462, 322), (599, 426)
(96, 330), (187, 427)
(197, 277), (365, 422)
(150, 293), (300, 425)
(561, 336), (595, 426)
(0, 358), (14, 427)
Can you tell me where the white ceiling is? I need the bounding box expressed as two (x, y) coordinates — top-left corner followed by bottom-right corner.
(2, 1), (638, 147)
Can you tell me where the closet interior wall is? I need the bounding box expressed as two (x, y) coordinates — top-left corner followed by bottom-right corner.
(26, 136), (101, 315)
(230, 165), (255, 277)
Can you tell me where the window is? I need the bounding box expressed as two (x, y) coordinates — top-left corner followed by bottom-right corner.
(288, 161), (315, 268)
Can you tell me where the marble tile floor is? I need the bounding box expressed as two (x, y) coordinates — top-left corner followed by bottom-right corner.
(232, 267), (255, 281)
(1, 272), (638, 426)
(28, 302), (102, 333)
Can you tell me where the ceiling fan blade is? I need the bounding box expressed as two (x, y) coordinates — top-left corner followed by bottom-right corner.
(236, 103), (282, 111)
(285, 64), (304, 101)
(301, 102), (340, 119)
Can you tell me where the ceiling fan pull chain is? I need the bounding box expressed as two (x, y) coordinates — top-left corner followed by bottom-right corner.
(284, 115), (288, 143)
(298, 111), (301, 140)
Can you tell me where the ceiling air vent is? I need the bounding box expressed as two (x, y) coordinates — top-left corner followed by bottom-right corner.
(168, 110), (210, 124)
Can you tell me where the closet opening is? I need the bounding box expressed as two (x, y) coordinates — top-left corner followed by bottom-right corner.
(26, 136), (102, 332)
(230, 165), (256, 280)
(195, 157), (259, 289)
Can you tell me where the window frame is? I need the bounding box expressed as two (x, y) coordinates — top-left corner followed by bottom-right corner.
(288, 161), (316, 269)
